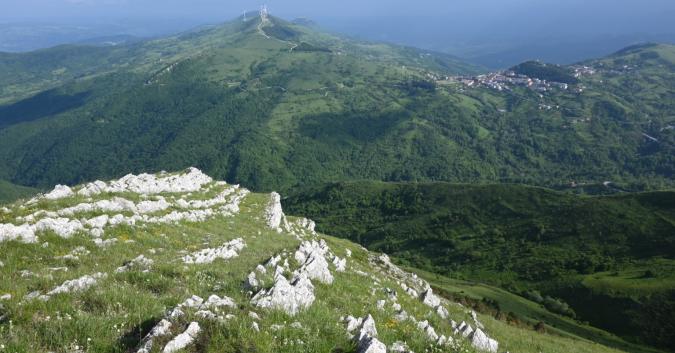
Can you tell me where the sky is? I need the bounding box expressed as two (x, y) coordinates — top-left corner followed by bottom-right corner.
(2, 0), (674, 25)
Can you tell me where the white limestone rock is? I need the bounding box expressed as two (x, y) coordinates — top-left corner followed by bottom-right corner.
(116, 255), (154, 273)
(251, 273), (315, 316)
(345, 316), (364, 332)
(105, 168), (212, 195)
(333, 256), (347, 272)
(390, 341), (410, 352)
(77, 180), (108, 197)
(137, 319), (172, 353)
(357, 336), (387, 353)
(203, 294), (236, 309)
(246, 271), (259, 289)
(44, 185), (74, 200)
(471, 310), (485, 329)
(47, 273), (106, 296)
(0, 223), (37, 243)
(264, 192), (285, 231)
(35, 217), (85, 238)
(94, 238), (117, 247)
(421, 288), (441, 308)
(358, 315), (378, 340)
(182, 238), (245, 264)
(353, 315), (386, 353)
(162, 322), (201, 353)
(455, 321), (474, 338)
(436, 305), (449, 319)
(471, 328), (499, 353)
(294, 240), (333, 284)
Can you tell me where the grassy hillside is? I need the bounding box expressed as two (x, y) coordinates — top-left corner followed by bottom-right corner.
(0, 169), (629, 353)
(284, 181), (675, 351)
(0, 179), (37, 204)
(0, 15), (672, 192)
(411, 268), (663, 353)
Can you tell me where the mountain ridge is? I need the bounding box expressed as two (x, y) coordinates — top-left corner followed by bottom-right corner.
(0, 167), (631, 353)
(0, 15), (672, 191)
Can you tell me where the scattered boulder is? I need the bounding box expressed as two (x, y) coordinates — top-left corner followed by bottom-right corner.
(421, 288), (440, 308)
(47, 273), (107, 296)
(137, 319), (172, 353)
(116, 255), (154, 273)
(44, 185), (74, 200)
(162, 322), (201, 353)
(294, 240), (334, 284)
(265, 192), (285, 231)
(182, 238), (245, 264)
(251, 273), (315, 316)
(470, 328), (499, 353)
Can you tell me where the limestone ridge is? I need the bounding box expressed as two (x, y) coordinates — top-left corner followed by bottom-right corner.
(1, 168), (247, 244)
(0, 167), (502, 352)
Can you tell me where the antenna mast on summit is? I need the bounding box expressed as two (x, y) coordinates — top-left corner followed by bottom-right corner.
(260, 5), (269, 19)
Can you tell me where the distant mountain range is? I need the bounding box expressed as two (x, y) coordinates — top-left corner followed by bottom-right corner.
(0, 14), (672, 193)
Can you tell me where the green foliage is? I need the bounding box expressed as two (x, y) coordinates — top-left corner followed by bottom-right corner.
(284, 181), (675, 350)
(511, 61), (579, 84)
(0, 20), (672, 192)
(0, 179), (38, 204)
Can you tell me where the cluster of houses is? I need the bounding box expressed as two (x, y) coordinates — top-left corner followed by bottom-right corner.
(571, 65), (597, 78)
(440, 71), (573, 93)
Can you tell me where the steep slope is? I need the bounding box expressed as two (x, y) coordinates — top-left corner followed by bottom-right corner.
(0, 17), (672, 191)
(0, 168), (627, 353)
(284, 181), (675, 351)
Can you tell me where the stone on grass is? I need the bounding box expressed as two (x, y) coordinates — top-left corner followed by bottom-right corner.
(182, 238), (245, 264)
(47, 273), (106, 296)
(251, 273), (315, 316)
(162, 322), (201, 353)
(470, 328), (499, 353)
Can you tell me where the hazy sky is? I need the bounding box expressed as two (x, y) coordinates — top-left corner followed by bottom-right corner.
(3, 0), (675, 27)
(2, 0), (674, 65)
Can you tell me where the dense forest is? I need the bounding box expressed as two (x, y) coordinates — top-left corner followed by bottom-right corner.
(284, 181), (675, 350)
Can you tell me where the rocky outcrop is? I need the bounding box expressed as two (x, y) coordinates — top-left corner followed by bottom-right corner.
(116, 255), (154, 273)
(81, 167), (212, 196)
(44, 185), (74, 200)
(265, 192), (285, 231)
(294, 240), (334, 284)
(471, 328), (499, 353)
(162, 322), (201, 353)
(343, 314), (387, 353)
(251, 272), (315, 315)
(182, 238), (246, 264)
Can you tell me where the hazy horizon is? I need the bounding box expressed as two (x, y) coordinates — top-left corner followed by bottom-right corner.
(2, 0), (675, 67)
